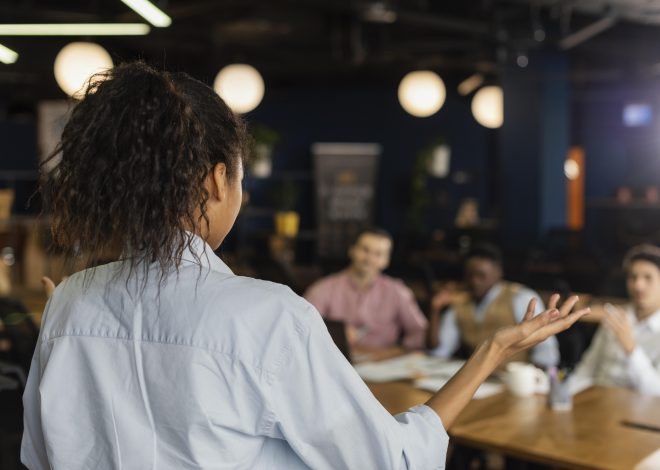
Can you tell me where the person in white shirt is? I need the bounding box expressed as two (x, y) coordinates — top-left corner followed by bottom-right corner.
(429, 243), (560, 368)
(571, 244), (660, 396)
(21, 61), (589, 470)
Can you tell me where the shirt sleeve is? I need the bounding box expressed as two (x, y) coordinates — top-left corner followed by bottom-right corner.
(394, 282), (429, 349)
(265, 302), (449, 470)
(512, 289), (559, 367)
(429, 308), (461, 359)
(627, 347), (660, 396)
(571, 325), (607, 384)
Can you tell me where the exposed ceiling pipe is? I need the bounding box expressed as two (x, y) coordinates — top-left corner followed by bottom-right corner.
(395, 11), (490, 35)
(558, 14), (618, 49)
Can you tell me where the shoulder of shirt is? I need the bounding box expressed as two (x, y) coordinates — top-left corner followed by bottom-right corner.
(47, 262), (319, 341)
(509, 283), (540, 298)
(304, 270), (347, 296)
(178, 267), (317, 326)
(379, 274), (409, 289)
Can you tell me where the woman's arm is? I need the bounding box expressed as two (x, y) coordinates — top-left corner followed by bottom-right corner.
(426, 295), (589, 428)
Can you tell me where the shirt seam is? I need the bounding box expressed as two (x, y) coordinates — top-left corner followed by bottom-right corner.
(42, 332), (272, 376)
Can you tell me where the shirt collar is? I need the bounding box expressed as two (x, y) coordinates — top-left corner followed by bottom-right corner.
(343, 269), (381, 292)
(180, 233), (233, 276)
(477, 282), (503, 307)
(626, 305), (660, 332)
(643, 308), (660, 332)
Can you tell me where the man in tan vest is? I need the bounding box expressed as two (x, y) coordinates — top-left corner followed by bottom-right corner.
(429, 243), (559, 367)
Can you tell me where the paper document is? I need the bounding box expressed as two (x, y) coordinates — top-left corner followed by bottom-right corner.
(634, 448), (660, 470)
(354, 354), (465, 383)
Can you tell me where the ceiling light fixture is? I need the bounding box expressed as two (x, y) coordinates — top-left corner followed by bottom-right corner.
(516, 53), (529, 68)
(398, 70), (446, 117)
(54, 42), (113, 98)
(564, 159), (580, 180)
(0, 43), (18, 64)
(362, 2), (397, 24)
(120, 0), (172, 28)
(471, 86), (503, 128)
(534, 28), (546, 42)
(214, 64), (265, 114)
(0, 23), (150, 36)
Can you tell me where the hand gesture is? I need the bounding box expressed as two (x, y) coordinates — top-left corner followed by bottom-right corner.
(430, 284), (456, 313)
(490, 294), (590, 363)
(603, 303), (635, 354)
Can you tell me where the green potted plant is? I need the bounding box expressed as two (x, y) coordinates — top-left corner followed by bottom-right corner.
(249, 124), (280, 178)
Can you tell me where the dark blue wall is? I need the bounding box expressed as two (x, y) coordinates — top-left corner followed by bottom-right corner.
(0, 76), (579, 247)
(0, 102), (39, 214)
(0, 121), (37, 170)
(575, 82), (660, 199)
(500, 50), (570, 251)
(245, 85), (492, 238)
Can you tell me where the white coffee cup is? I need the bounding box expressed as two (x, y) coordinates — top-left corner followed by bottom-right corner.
(505, 362), (548, 397)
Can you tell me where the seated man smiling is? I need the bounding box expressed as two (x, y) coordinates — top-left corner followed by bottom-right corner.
(305, 227), (428, 349)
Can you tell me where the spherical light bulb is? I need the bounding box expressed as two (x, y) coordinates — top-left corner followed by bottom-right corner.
(398, 70), (446, 117)
(54, 42), (113, 99)
(213, 64), (264, 114)
(564, 159), (580, 180)
(471, 85), (504, 128)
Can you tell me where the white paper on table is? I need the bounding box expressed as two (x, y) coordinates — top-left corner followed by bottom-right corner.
(354, 354), (465, 383)
(354, 353), (427, 382)
(414, 377), (505, 400)
(634, 448), (660, 470)
(416, 358), (465, 377)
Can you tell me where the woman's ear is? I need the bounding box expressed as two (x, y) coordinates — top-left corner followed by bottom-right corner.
(209, 163), (228, 202)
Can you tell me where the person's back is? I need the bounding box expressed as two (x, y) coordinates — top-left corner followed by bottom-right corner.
(23, 246), (321, 469)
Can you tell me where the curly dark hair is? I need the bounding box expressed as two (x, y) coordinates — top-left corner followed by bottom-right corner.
(40, 61), (248, 281)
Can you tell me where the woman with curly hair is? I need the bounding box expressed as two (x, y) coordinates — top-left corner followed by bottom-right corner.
(21, 62), (589, 470)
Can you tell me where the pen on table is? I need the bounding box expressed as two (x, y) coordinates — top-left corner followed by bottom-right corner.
(621, 420), (660, 434)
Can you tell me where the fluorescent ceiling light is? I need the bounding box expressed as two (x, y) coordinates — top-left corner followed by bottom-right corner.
(0, 43), (18, 64)
(0, 23), (150, 36)
(121, 0), (172, 27)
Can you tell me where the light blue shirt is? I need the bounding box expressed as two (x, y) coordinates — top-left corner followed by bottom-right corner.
(22, 236), (449, 469)
(431, 283), (559, 367)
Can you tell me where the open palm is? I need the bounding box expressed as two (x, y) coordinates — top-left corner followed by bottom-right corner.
(492, 294), (589, 361)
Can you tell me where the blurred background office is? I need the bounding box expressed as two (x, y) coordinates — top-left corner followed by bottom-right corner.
(3, 1), (660, 468)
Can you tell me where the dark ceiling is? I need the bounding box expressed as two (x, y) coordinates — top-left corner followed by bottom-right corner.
(2, 0), (660, 100)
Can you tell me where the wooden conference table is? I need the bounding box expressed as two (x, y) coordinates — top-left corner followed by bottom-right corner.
(368, 381), (660, 470)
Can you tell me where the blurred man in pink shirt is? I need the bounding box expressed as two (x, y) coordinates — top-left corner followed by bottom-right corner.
(305, 228), (428, 349)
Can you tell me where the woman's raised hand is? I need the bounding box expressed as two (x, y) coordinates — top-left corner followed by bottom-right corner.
(490, 294), (590, 363)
